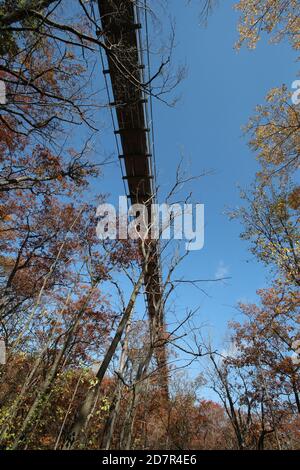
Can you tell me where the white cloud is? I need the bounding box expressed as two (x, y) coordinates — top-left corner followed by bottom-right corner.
(215, 260), (229, 280)
(221, 342), (239, 360)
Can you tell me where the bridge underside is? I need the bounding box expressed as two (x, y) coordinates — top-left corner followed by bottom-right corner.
(97, 0), (168, 393)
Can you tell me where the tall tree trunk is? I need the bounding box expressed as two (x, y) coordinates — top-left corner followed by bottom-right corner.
(210, 355), (244, 450)
(291, 375), (300, 414)
(101, 385), (123, 450)
(119, 343), (154, 450)
(62, 272), (143, 449)
(101, 321), (131, 450)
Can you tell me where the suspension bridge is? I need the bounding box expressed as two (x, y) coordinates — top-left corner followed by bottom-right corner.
(93, 0), (168, 394)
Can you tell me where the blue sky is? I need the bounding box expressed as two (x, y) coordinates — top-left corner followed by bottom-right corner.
(81, 1), (298, 377)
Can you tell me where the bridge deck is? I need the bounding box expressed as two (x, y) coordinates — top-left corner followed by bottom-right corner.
(97, 0), (168, 393)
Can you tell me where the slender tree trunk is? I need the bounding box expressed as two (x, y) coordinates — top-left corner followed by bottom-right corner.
(291, 376), (300, 414)
(210, 355), (244, 450)
(62, 272), (143, 449)
(101, 321), (131, 450)
(119, 386), (137, 450)
(102, 386), (122, 449)
(257, 357), (281, 450)
(119, 343), (153, 450)
(54, 371), (84, 450)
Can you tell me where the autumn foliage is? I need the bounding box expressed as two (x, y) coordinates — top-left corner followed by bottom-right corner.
(0, 0), (299, 451)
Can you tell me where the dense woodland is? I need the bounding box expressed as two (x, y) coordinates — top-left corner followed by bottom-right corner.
(0, 0), (299, 450)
